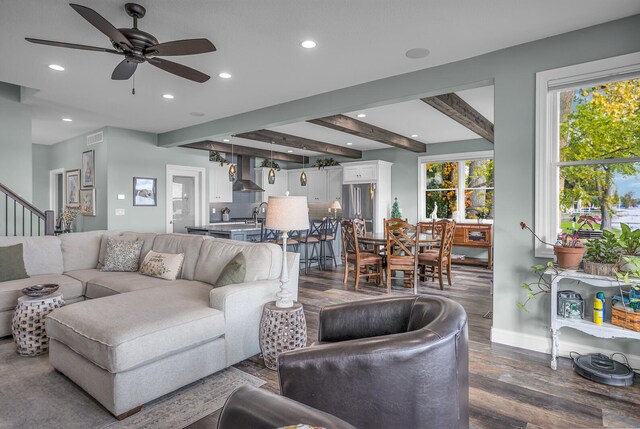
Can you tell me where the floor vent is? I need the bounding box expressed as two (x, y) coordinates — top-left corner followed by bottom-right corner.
(86, 131), (103, 146)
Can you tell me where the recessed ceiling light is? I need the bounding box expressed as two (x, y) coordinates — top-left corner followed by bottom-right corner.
(411, 134), (419, 138)
(218, 72), (232, 79)
(356, 113), (366, 118)
(287, 150), (293, 153)
(190, 112), (205, 117)
(162, 94), (174, 99)
(223, 138), (230, 142)
(48, 64), (65, 71)
(405, 48), (430, 59)
(62, 118), (72, 122)
(346, 142), (353, 146)
(300, 40), (317, 49)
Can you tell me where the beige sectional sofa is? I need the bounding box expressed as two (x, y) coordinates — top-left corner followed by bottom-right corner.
(0, 231), (299, 418)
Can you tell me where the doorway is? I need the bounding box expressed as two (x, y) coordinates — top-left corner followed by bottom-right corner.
(165, 165), (206, 233)
(49, 168), (65, 221)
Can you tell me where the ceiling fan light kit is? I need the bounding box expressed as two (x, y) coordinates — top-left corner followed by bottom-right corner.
(26, 3), (216, 84)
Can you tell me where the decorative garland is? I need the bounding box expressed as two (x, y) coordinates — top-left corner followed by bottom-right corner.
(209, 151), (229, 165)
(311, 158), (340, 169)
(260, 159), (281, 170)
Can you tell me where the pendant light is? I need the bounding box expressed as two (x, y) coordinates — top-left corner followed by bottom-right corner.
(228, 136), (237, 182)
(268, 141), (276, 184)
(300, 146), (307, 187)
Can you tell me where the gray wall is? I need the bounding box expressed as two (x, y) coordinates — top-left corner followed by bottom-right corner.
(32, 144), (50, 210)
(156, 15), (640, 356)
(106, 127), (211, 232)
(0, 82), (32, 199)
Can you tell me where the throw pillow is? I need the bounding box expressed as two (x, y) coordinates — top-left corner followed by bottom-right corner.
(100, 239), (144, 272)
(0, 244), (29, 282)
(215, 252), (246, 287)
(139, 250), (184, 280)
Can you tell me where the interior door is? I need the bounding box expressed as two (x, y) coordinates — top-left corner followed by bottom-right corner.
(171, 176), (195, 233)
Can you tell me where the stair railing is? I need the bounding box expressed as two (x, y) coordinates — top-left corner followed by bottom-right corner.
(0, 182), (55, 236)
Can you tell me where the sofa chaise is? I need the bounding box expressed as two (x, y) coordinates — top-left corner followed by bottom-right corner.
(0, 231), (299, 418)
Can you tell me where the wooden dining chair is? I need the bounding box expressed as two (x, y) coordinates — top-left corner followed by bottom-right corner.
(341, 220), (383, 289)
(417, 219), (456, 290)
(384, 218), (418, 294)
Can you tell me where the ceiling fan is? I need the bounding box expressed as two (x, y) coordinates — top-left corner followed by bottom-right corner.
(25, 3), (216, 83)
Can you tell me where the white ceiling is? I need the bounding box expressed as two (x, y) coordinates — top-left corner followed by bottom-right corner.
(1, 0), (639, 147)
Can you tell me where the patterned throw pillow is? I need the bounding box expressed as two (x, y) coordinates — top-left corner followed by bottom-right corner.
(100, 239), (144, 272)
(139, 250), (184, 280)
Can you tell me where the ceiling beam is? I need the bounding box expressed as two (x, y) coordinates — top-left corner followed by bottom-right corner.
(421, 93), (494, 143)
(236, 130), (362, 159)
(308, 114), (426, 153)
(181, 141), (309, 163)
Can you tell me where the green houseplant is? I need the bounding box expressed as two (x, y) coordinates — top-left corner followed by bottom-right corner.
(311, 158), (340, 169)
(583, 230), (621, 276)
(618, 223), (640, 272)
(518, 262), (557, 311)
(260, 159), (281, 170)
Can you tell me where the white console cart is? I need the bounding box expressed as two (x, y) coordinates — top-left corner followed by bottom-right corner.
(548, 268), (640, 370)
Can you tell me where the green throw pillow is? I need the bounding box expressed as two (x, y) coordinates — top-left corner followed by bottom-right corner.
(215, 252), (246, 287)
(0, 243), (29, 282)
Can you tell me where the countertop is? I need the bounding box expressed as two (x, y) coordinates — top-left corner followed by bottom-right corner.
(186, 224), (262, 233)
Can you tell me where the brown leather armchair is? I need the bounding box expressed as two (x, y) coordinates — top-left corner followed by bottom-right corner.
(278, 296), (469, 429)
(217, 386), (355, 429)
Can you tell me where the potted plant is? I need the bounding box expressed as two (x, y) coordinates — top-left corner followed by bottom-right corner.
(617, 223), (640, 272)
(311, 158), (340, 169)
(260, 159), (281, 170)
(209, 151), (229, 166)
(583, 230), (621, 276)
(520, 215), (599, 269)
(518, 262), (558, 311)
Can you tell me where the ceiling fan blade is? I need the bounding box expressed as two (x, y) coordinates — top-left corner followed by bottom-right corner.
(111, 59), (138, 80)
(25, 38), (122, 54)
(147, 57), (210, 83)
(145, 38), (216, 57)
(69, 3), (133, 50)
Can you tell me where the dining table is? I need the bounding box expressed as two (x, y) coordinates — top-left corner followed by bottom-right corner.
(359, 232), (441, 248)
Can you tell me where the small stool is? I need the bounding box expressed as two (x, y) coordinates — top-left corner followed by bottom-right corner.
(12, 291), (65, 356)
(259, 301), (307, 370)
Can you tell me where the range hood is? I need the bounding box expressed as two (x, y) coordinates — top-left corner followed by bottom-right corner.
(232, 155), (264, 192)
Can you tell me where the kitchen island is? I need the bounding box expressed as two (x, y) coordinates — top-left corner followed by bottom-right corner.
(186, 223), (262, 242)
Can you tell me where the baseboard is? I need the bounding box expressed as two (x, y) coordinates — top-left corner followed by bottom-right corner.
(491, 327), (640, 369)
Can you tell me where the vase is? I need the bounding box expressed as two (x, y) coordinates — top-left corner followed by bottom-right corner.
(554, 246), (586, 270)
(583, 260), (617, 277)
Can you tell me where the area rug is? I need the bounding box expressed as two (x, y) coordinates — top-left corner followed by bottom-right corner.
(0, 339), (265, 429)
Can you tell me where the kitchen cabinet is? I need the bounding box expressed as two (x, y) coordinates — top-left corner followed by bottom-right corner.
(343, 163), (377, 183)
(287, 169), (307, 197)
(255, 167), (288, 202)
(305, 170), (327, 202)
(325, 167), (342, 202)
(209, 164), (233, 203)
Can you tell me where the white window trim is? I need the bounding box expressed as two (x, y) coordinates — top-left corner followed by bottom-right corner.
(418, 150), (494, 223)
(535, 52), (640, 258)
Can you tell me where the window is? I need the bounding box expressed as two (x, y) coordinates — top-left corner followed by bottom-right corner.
(535, 52), (640, 257)
(418, 151), (494, 223)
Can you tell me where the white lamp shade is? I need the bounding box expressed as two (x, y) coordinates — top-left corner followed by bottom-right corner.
(266, 196), (309, 231)
(330, 200), (342, 210)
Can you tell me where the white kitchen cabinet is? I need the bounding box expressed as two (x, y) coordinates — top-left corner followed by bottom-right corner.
(255, 167), (288, 202)
(342, 163), (377, 183)
(287, 170), (307, 197)
(325, 167), (343, 202)
(209, 164), (233, 202)
(306, 170), (327, 202)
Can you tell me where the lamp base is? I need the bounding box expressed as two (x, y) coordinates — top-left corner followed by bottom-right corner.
(275, 288), (293, 308)
(275, 231), (294, 308)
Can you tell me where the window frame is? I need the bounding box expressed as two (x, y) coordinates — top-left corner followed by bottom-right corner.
(418, 151), (494, 223)
(535, 52), (640, 258)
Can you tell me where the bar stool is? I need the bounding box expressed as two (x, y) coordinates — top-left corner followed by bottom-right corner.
(320, 217), (340, 269)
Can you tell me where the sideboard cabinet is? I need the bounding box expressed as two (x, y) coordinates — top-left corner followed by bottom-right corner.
(452, 223), (493, 268)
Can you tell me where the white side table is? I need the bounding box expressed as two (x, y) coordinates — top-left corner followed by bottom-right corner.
(259, 301), (307, 370)
(12, 292), (65, 356)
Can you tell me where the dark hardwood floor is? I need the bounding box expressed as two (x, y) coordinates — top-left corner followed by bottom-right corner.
(189, 264), (640, 429)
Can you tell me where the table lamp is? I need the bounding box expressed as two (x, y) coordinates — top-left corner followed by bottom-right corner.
(266, 195), (309, 308)
(329, 200), (342, 219)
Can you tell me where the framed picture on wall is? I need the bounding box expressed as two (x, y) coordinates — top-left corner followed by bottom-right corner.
(81, 150), (95, 188)
(65, 169), (80, 207)
(80, 188), (96, 216)
(133, 177), (157, 206)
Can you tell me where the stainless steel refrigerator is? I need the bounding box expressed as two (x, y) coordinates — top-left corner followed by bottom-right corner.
(342, 183), (376, 232)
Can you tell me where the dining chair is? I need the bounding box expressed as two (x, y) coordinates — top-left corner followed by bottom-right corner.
(384, 218), (418, 293)
(417, 219), (456, 290)
(341, 220), (383, 289)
